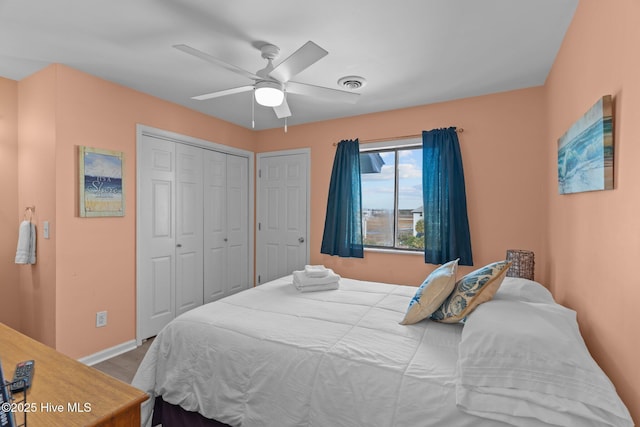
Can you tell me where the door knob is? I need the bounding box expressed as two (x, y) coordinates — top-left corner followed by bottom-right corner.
(224, 238), (228, 242)
(298, 237), (305, 243)
(176, 243), (182, 248)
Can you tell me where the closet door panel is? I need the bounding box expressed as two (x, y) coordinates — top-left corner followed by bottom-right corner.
(203, 150), (228, 303)
(226, 155), (249, 295)
(150, 256), (172, 318)
(150, 179), (173, 317)
(138, 129), (253, 344)
(139, 136), (176, 340)
(175, 144), (204, 316)
(175, 251), (200, 313)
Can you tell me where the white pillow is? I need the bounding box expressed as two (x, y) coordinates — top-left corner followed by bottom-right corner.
(457, 299), (633, 427)
(493, 277), (554, 304)
(399, 259), (458, 325)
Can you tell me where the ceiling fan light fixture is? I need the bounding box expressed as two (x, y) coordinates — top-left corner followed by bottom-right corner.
(254, 81), (284, 107)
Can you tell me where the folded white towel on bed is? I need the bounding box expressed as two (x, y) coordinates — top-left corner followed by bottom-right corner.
(293, 269), (340, 286)
(304, 264), (329, 278)
(293, 269), (340, 292)
(15, 220), (36, 265)
(294, 281), (340, 293)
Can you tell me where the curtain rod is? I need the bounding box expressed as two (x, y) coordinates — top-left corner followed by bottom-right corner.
(333, 128), (464, 146)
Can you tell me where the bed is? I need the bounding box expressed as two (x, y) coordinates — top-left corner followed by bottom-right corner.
(132, 274), (633, 427)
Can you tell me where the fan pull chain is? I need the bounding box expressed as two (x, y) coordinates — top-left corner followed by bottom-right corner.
(283, 91), (288, 133)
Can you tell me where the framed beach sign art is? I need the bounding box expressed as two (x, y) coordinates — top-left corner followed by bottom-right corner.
(557, 95), (614, 195)
(79, 146), (125, 217)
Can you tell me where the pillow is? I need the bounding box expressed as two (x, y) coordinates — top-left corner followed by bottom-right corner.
(399, 259), (459, 325)
(494, 277), (555, 304)
(431, 260), (511, 323)
(456, 299), (633, 426)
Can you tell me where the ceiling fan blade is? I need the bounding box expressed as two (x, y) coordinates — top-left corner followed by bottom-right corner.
(268, 41), (328, 83)
(273, 97), (292, 119)
(286, 81), (360, 104)
(174, 44), (261, 81)
(192, 85), (254, 101)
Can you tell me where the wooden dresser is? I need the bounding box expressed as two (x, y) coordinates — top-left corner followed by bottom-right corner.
(0, 323), (148, 426)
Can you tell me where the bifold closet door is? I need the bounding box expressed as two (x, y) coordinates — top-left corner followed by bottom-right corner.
(203, 151), (249, 303)
(139, 134), (250, 340)
(203, 150), (227, 302)
(175, 143), (204, 316)
(139, 137), (204, 340)
(225, 154), (249, 296)
(138, 135), (177, 340)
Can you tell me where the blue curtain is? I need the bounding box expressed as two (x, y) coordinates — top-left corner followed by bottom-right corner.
(321, 139), (364, 258)
(422, 128), (473, 265)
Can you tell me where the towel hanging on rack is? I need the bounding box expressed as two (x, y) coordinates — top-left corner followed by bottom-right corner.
(15, 220), (36, 264)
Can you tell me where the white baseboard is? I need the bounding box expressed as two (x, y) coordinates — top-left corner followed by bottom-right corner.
(78, 339), (138, 366)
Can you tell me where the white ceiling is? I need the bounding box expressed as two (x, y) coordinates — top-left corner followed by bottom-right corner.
(0, 0), (578, 131)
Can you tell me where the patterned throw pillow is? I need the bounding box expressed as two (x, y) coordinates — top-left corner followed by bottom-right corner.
(431, 260), (511, 323)
(400, 259), (459, 325)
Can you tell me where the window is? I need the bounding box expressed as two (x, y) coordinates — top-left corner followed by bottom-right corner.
(360, 141), (424, 251)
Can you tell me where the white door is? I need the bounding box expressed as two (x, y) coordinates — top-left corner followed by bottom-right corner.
(138, 138), (205, 339)
(175, 143), (204, 316)
(138, 135), (176, 339)
(203, 152), (250, 302)
(203, 150), (227, 302)
(257, 150), (309, 284)
(226, 154), (249, 294)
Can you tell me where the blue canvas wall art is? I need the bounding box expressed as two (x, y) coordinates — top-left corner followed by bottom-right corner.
(558, 95), (613, 195)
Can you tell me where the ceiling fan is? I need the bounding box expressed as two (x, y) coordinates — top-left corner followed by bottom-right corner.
(173, 41), (360, 123)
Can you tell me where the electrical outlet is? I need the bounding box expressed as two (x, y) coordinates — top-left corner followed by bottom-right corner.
(96, 311), (108, 328)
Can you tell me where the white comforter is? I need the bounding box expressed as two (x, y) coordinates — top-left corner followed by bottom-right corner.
(132, 276), (633, 427)
(133, 276), (509, 427)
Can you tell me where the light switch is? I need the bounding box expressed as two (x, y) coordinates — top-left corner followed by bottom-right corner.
(43, 221), (50, 239)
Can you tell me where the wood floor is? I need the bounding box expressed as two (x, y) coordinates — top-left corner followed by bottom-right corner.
(92, 337), (154, 384)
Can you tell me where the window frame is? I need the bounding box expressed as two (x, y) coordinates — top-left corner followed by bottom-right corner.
(360, 137), (424, 253)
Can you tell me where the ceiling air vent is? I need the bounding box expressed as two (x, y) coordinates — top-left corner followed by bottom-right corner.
(337, 76), (366, 90)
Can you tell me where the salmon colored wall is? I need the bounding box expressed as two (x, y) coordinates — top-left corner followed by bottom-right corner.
(544, 0), (639, 422)
(16, 64), (255, 358)
(6, 5), (636, 419)
(256, 87), (548, 286)
(0, 78), (20, 329)
(17, 67), (58, 347)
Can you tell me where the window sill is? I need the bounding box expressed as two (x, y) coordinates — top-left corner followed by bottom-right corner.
(364, 247), (424, 256)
